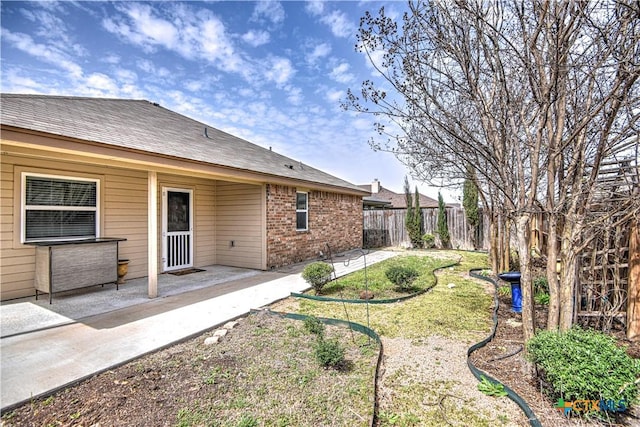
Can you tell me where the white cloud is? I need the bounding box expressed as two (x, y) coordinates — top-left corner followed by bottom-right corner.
(238, 87), (255, 98)
(103, 3), (246, 75)
(85, 73), (119, 93)
(252, 1), (285, 25)
(263, 56), (295, 86)
(306, 42), (331, 65)
(364, 48), (388, 74)
(115, 3), (178, 49)
(199, 18), (238, 66)
(1, 69), (42, 93)
(19, 6), (86, 57)
(114, 68), (137, 83)
(329, 62), (355, 84)
(326, 88), (343, 103)
(103, 54), (121, 65)
(286, 86), (303, 105)
(0, 29), (83, 79)
(321, 10), (353, 38)
(135, 59), (171, 79)
(184, 80), (205, 92)
(305, 3), (353, 38)
(305, 1), (325, 16)
(242, 29), (270, 47)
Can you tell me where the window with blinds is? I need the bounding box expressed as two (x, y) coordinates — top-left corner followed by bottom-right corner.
(23, 174), (99, 242)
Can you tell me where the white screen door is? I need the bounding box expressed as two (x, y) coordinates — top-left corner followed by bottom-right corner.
(162, 188), (193, 271)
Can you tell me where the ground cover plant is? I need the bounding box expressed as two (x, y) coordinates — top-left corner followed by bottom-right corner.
(527, 327), (640, 407)
(318, 254), (455, 300)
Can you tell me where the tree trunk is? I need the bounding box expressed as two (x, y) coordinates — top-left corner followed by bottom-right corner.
(546, 214), (560, 330)
(490, 212), (500, 274)
(516, 214), (535, 343)
(559, 220), (580, 331)
(500, 214), (511, 272)
(627, 219), (640, 340)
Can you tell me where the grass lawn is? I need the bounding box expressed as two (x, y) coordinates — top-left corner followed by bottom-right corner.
(312, 253), (460, 301)
(294, 250), (493, 340)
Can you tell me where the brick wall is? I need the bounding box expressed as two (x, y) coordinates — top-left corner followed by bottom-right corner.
(266, 184), (363, 268)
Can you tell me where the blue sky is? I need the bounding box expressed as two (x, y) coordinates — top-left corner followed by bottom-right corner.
(1, 1), (455, 201)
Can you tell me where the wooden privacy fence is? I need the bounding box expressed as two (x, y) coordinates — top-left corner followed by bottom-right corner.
(363, 208), (490, 250)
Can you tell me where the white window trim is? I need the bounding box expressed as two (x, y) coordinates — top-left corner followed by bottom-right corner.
(21, 172), (101, 243)
(296, 191), (308, 231)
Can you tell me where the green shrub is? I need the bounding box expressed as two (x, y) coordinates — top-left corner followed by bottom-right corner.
(527, 327), (640, 407)
(315, 338), (345, 368)
(303, 316), (325, 337)
(534, 293), (550, 305)
(385, 266), (419, 291)
(422, 233), (436, 248)
(533, 276), (549, 295)
(302, 262), (334, 294)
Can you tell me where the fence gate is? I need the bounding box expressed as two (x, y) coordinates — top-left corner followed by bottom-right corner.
(162, 188), (193, 271)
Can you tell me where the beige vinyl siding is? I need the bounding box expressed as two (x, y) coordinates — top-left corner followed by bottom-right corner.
(195, 180), (216, 267)
(1, 152), (149, 300)
(215, 182), (264, 269)
(103, 171), (148, 280)
(0, 162), (34, 300)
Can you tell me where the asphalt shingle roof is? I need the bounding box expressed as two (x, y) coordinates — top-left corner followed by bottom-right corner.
(1, 94), (366, 194)
(357, 183), (440, 208)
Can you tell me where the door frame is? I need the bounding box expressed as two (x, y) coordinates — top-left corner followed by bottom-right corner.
(161, 187), (194, 272)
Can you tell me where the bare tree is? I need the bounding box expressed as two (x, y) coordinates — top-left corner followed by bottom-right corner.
(345, 0), (640, 345)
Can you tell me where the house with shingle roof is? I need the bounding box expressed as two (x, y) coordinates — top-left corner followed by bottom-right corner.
(0, 94), (368, 301)
(359, 179), (440, 209)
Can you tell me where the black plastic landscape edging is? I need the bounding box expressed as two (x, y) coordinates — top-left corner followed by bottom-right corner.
(251, 308), (383, 427)
(291, 260), (460, 304)
(468, 268), (542, 427)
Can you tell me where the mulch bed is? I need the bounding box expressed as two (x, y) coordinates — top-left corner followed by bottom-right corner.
(471, 290), (640, 426)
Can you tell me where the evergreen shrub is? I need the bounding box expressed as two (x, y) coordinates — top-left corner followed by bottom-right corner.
(302, 262), (334, 294)
(385, 266), (419, 291)
(527, 327), (640, 407)
(315, 338), (345, 368)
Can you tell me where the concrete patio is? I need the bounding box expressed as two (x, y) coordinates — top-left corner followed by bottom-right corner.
(0, 249), (398, 412)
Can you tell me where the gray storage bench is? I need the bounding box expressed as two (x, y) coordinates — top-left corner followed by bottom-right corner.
(29, 238), (127, 304)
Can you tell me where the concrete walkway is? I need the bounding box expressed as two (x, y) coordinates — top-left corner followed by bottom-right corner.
(0, 249), (397, 411)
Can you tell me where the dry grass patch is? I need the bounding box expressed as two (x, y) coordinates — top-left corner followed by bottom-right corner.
(2, 311), (379, 427)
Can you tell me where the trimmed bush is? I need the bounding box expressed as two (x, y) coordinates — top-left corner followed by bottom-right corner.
(527, 327), (640, 407)
(303, 316), (325, 337)
(385, 266), (419, 291)
(302, 262), (334, 295)
(315, 338), (345, 368)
